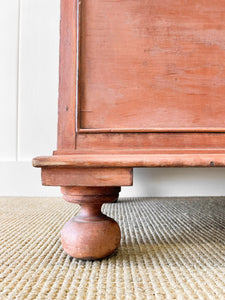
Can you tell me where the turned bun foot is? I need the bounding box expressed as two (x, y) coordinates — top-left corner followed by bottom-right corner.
(61, 215), (120, 260)
(61, 186), (121, 260)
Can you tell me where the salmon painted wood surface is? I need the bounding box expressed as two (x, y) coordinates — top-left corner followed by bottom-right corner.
(33, 0), (225, 259)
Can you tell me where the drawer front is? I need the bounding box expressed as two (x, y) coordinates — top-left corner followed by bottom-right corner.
(78, 0), (225, 132)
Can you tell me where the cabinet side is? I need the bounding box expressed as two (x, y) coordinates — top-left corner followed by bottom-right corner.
(57, 0), (78, 150)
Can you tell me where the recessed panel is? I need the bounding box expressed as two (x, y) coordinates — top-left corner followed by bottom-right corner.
(79, 0), (225, 131)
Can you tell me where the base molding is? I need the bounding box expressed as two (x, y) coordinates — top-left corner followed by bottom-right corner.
(41, 167), (133, 186)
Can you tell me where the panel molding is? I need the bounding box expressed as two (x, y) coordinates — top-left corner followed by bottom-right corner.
(77, 127), (225, 133)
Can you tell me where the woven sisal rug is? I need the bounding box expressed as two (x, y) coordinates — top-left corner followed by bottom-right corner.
(0, 197), (225, 299)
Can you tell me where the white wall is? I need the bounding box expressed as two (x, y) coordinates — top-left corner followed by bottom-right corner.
(0, 0), (60, 196)
(1, 1), (225, 197)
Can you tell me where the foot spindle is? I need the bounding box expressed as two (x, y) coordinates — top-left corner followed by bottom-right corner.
(61, 186), (121, 260)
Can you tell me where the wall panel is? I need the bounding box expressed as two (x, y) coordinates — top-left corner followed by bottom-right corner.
(18, 0), (60, 160)
(0, 1), (19, 160)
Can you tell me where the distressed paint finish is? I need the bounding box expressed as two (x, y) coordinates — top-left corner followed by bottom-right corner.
(57, 0), (77, 150)
(61, 187), (121, 260)
(79, 0), (225, 131)
(41, 167), (133, 186)
(33, 0), (225, 259)
(34, 153), (225, 168)
(76, 132), (225, 151)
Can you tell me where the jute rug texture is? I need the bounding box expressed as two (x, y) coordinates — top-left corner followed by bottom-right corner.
(0, 197), (225, 300)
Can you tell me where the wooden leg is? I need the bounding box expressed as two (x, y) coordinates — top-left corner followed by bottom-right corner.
(60, 186), (121, 260)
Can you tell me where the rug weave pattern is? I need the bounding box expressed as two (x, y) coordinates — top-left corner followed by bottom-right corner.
(0, 197), (225, 299)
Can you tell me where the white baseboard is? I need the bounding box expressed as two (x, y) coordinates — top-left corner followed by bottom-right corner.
(1, 162), (225, 197)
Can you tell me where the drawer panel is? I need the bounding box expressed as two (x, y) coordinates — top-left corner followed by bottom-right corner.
(78, 0), (225, 132)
